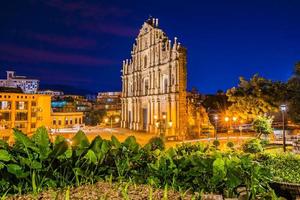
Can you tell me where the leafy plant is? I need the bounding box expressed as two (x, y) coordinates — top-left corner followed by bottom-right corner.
(242, 138), (264, 154)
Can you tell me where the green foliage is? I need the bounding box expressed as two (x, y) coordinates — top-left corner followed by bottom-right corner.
(287, 62), (300, 123)
(213, 140), (220, 148)
(242, 138), (264, 153)
(261, 153), (300, 184)
(0, 128), (283, 199)
(226, 141), (234, 149)
(226, 75), (286, 121)
(252, 116), (274, 138)
(84, 109), (106, 126)
(145, 137), (165, 151)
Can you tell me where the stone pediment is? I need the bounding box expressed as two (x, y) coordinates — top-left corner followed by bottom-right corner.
(137, 22), (154, 37)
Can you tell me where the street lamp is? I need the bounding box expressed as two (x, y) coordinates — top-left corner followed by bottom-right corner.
(280, 104), (287, 152)
(104, 116), (119, 134)
(214, 115), (218, 140)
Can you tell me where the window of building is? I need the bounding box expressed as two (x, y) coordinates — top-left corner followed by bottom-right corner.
(144, 55), (147, 67)
(16, 112), (28, 121)
(171, 74), (175, 85)
(79, 118), (82, 124)
(17, 101), (28, 110)
(0, 112), (11, 121)
(70, 119), (73, 125)
(0, 101), (11, 110)
(31, 123), (36, 128)
(144, 79), (149, 95)
(58, 120), (61, 125)
(75, 118), (78, 124)
(164, 78), (168, 93)
(65, 119), (68, 125)
(31, 101), (37, 107)
(15, 123), (26, 129)
(53, 119), (56, 125)
(31, 112), (37, 117)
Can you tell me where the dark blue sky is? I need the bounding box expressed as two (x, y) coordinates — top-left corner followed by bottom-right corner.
(0, 0), (299, 94)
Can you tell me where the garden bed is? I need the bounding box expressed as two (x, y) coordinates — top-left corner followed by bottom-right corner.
(7, 181), (199, 200)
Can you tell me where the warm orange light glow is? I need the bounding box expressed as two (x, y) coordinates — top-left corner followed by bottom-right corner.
(104, 118), (109, 123)
(225, 117), (229, 122)
(115, 118), (120, 123)
(154, 115), (157, 120)
(155, 122), (159, 127)
(168, 121), (173, 128)
(163, 114), (166, 119)
(232, 117), (237, 122)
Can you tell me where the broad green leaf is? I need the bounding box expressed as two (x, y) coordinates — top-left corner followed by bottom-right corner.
(7, 164), (23, 177)
(90, 136), (102, 153)
(0, 139), (9, 150)
(31, 126), (50, 160)
(123, 136), (139, 151)
(84, 149), (97, 164)
(14, 129), (39, 153)
(101, 140), (110, 154)
(51, 141), (68, 158)
(31, 160), (42, 169)
(111, 135), (121, 148)
(0, 149), (11, 162)
(213, 157), (226, 181)
(54, 135), (65, 145)
(72, 130), (90, 149)
(0, 161), (4, 170)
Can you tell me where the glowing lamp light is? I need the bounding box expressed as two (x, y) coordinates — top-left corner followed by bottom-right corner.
(225, 117), (229, 122)
(162, 114), (166, 119)
(214, 115), (218, 120)
(104, 118), (109, 123)
(280, 104), (287, 112)
(155, 122), (160, 128)
(154, 115), (157, 120)
(232, 117), (237, 122)
(115, 118), (120, 123)
(168, 121), (173, 128)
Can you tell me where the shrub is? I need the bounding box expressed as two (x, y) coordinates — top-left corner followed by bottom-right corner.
(252, 116), (273, 138)
(145, 137), (165, 151)
(213, 140), (220, 148)
(242, 138), (264, 153)
(227, 141), (234, 149)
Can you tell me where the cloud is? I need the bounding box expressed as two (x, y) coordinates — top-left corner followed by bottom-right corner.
(43, 0), (129, 18)
(36, 0), (136, 37)
(0, 44), (117, 66)
(26, 32), (97, 49)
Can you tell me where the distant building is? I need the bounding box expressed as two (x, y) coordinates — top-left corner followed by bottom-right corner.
(37, 90), (64, 97)
(0, 93), (52, 140)
(96, 92), (121, 111)
(0, 71), (39, 94)
(0, 92), (83, 142)
(51, 112), (83, 129)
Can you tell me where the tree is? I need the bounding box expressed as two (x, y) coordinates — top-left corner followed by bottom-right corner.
(226, 74), (286, 121)
(84, 110), (106, 126)
(287, 62), (300, 123)
(252, 116), (273, 138)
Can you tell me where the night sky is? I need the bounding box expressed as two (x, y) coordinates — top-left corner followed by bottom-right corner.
(0, 0), (299, 94)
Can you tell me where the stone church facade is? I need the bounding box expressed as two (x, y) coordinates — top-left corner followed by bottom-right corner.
(121, 18), (187, 136)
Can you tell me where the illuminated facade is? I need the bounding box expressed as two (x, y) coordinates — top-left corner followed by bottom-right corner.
(0, 93), (83, 141)
(51, 112), (83, 129)
(121, 18), (187, 136)
(0, 93), (51, 140)
(0, 71), (39, 93)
